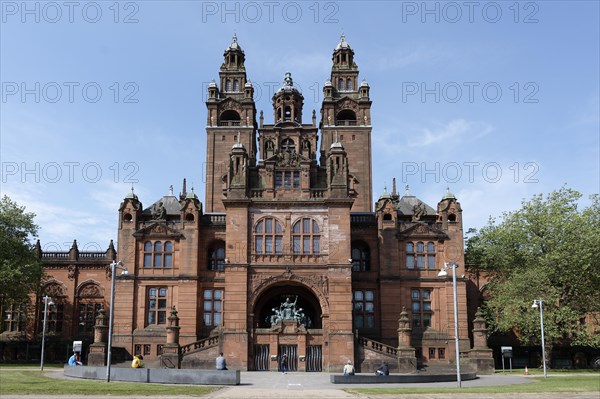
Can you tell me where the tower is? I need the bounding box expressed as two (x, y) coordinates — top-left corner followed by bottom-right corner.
(205, 35), (257, 212)
(320, 34), (373, 212)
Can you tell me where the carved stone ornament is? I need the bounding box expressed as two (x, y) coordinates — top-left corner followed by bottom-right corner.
(79, 283), (102, 298)
(67, 264), (77, 280)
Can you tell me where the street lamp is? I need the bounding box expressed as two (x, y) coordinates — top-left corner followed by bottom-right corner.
(531, 299), (547, 378)
(438, 262), (461, 388)
(106, 261), (129, 382)
(40, 295), (54, 371)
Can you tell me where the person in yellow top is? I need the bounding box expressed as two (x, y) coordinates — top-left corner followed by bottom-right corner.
(131, 355), (143, 368)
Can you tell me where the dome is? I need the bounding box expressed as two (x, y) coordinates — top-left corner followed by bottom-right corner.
(442, 187), (456, 200)
(209, 80), (217, 88)
(378, 186), (391, 200)
(360, 79), (369, 87)
(324, 79), (333, 87)
(245, 80), (253, 88)
(186, 188), (198, 200)
(330, 141), (344, 150)
(125, 187), (138, 200)
(227, 34), (243, 52)
(277, 72), (301, 94)
(335, 34), (351, 51)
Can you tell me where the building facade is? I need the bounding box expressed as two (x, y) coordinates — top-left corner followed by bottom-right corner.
(1, 36), (472, 372)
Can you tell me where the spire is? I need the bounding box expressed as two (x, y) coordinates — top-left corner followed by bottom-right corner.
(125, 185), (138, 200)
(392, 178), (397, 196)
(168, 185), (174, 196)
(404, 184), (412, 196)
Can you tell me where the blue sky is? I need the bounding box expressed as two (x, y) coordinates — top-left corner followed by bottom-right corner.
(1, 0), (599, 252)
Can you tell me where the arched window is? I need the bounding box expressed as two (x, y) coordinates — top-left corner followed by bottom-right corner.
(338, 78), (344, 90)
(416, 241), (425, 269)
(77, 283), (103, 334)
(351, 243), (370, 271)
(220, 110), (241, 121)
(208, 242), (225, 271)
(292, 218), (320, 255)
(427, 242), (436, 269)
(233, 79), (239, 91)
(346, 78), (353, 91)
(143, 241), (173, 268)
(337, 109), (357, 122)
(40, 283), (65, 334)
(254, 217), (283, 254)
(280, 138), (295, 152)
(225, 79), (232, 91)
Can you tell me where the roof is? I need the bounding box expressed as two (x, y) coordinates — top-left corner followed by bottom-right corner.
(397, 195), (436, 216)
(335, 34), (351, 51)
(143, 195), (182, 216)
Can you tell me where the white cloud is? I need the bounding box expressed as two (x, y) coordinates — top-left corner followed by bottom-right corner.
(407, 119), (494, 148)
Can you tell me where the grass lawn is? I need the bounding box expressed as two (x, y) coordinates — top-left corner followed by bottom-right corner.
(344, 375), (600, 395)
(0, 369), (220, 396)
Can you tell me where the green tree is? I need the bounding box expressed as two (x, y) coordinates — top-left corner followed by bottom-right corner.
(0, 195), (44, 313)
(466, 187), (600, 363)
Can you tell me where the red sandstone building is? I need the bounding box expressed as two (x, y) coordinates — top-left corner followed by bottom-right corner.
(1, 36), (481, 372)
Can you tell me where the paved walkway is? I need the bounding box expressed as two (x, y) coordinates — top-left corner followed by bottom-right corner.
(2, 370), (598, 399)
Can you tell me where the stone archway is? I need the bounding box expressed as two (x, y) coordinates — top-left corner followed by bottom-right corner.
(249, 278), (327, 372)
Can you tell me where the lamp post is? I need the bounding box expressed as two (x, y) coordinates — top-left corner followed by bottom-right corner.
(531, 299), (547, 378)
(40, 295), (54, 371)
(438, 262), (461, 388)
(106, 261), (128, 382)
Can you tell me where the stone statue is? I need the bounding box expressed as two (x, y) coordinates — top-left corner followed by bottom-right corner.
(152, 201), (167, 220)
(269, 296), (306, 327)
(412, 200), (426, 221)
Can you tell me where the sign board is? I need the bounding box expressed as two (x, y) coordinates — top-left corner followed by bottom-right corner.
(73, 341), (82, 353)
(501, 346), (513, 358)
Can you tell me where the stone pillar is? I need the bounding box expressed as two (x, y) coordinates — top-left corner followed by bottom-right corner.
(396, 307), (417, 372)
(469, 308), (495, 374)
(87, 308), (108, 366)
(161, 306), (181, 368)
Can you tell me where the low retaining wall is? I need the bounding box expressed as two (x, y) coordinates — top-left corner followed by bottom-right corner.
(63, 365), (240, 385)
(330, 372), (477, 384)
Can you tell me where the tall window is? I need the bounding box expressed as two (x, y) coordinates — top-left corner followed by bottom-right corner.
(254, 217), (283, 254)
(143, 241), (173, 268)
(411, 289), (432, 328)
(77, 283), (103, 334)
(203, 289), (223, 326)
(406, 241), (435, 269)
(147, 287), (168, 325)
(353, 290), (374, 328)
(292, 218), (320, 255)
(233, 79), (239, 91)
(275, 171), (300, 189)
(351, 243), (370, 271)
(3, 303), (26, 332)
(42, 299), (64, 334)
(208, 243), (225, 271)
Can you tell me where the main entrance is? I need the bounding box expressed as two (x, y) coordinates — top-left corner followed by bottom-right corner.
(250, 283), (326, 371)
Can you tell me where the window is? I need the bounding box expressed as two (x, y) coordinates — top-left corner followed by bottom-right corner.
(77, 283), (103, 334)
(406, 243), (414, 269)
(292, 218), (320, 255)
(351, 243), (370, 271)
(438, 348), (446, 359)
(411, 289), (432, 328)
(3, 303), (26, 332)
(203, 289), (223, 326)
(143, 241), (173, 268)
(254, 217), (283, 254)
(338, 78), (344, 90)
(233, 79), (239, 91)
(78, 303), (102, 333)
(353, 290), (375, 328)
(429, 347), (436, 359)
(225, 79), (231, 91)
(346, 78), (353, 91)
(275, 171), (300, 189)
(280, 138), (295, 152)
(208, 242), (225, 271)
(406, 241), (435, 269)
(41, 299), (64, 334)
(147, 287), (168, 325)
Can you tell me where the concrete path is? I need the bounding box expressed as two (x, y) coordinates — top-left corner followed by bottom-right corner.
(2, 369), (598, 399)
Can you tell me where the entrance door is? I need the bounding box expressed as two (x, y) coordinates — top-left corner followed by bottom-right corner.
(254, 345), (270, 371)
(278, 345), (298, 371)
(306, 345), (322, 372)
